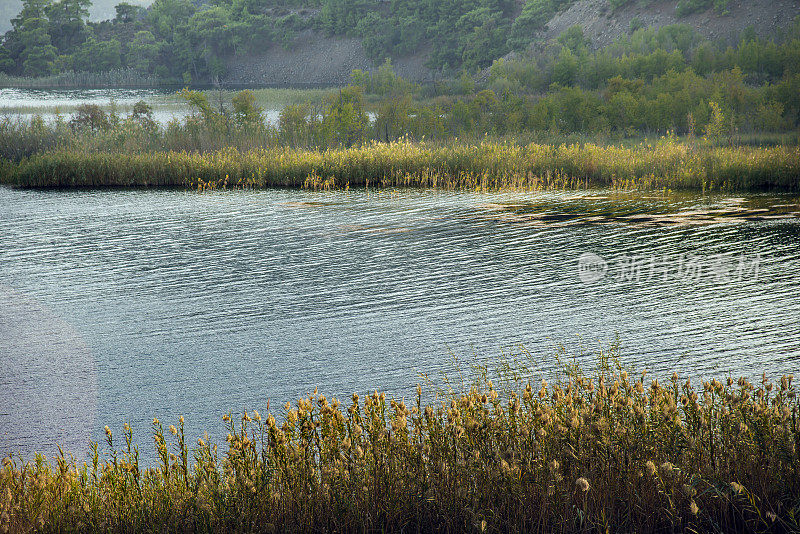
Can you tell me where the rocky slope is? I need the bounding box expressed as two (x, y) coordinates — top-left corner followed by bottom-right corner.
(223, 0), (800, 85)
(222, 30), (437, 86)
(545, 0), (800, 49)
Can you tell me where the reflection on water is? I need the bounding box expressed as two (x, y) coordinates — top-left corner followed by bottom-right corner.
(0, 187), (798, 461)
(480, 193), (800, 226)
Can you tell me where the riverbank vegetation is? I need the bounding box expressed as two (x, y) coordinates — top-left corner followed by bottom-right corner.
(3, 141), (799, 192)
(2, 18), (800, 191)
(5, 18), (800, 145)
(1, 82), (799, 191)
(1, 355), (798, 532)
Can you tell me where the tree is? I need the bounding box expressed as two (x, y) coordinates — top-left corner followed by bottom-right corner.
(323, 86), (368, 146)
(279, 103), (313, 146)
(127, 31), (161, 72)
(375, 94), (412, 141)
(0, 47), (14, 73)
(130, 100), (157, 130)
(507, 0), (556, 51)
(457, 8), (510, 72)
(70, 103), (110, 131)
(6, 0), (57, 76)
(231, 90), (263, 129)
(114, 2), (144, 24)
(551, 46), (578, 86)
(705, 101), (729, 143)
(73, 37), (121, 72)
(47, 0), (89, 53)
(20, 20), (57, 76)
(557, 25), (589, 53)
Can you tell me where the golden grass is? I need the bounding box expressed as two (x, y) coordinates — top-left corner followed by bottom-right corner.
(1, 354), (798, 533)
(3, 139), (800, 192)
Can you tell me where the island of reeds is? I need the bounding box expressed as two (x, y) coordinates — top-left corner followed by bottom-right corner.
(3, 139), (799, 192)
(1, 87), (799, 192)
(1, 357), (798, 533)
(3, 15), (800, 193)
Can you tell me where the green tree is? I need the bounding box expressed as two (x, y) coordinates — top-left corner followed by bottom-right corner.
(127, 31), (161, 72)
(551, 46), (579, 86)
(47, 0), (89, 53)
(231, 90), (263, 129)
(114, 2), (144, 24)
(73, 37), (121, 72)
(279, 103), (314, 146)
(323, 86), (368, 146)
(705, 100), (729, 143)
(375, 94), (413, 141)
(20, 20), (57, 76)
(70, 103), (110, 131)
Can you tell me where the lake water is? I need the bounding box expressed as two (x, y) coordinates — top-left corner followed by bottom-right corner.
(0, 88), (285, 125)
(1, 187), (799, 462)
(0, 87), (372, 126)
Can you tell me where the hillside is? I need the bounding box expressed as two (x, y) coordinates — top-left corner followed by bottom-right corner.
(545, 0), (800, 49)
(224, 0), (800, 85)
(1, 0), (799, 85)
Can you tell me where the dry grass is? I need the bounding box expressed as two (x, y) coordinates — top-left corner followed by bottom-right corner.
(1, 352), (798, 533)
(3, 139), (799, 192)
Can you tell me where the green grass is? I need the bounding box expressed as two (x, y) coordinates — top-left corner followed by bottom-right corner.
(1, 351), (798, 532)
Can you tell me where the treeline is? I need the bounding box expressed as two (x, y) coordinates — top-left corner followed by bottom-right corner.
(0, 0), (782, 82)
(0, 0), (318, 82)
(2, 22), (799, 147)
(468, 23), (800, 136)
(353, 24), (800, 139)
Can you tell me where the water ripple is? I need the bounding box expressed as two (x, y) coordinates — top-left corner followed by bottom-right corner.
(1, 187), (799, 461)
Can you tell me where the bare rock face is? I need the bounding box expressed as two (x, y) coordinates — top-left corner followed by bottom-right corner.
(222, 30), (437, 86)
(545, 0), (800, 49)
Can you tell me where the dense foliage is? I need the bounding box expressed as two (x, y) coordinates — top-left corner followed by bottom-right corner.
(0, 0), (781, 81)
(471, 23), (800, 136)
(0, 0), (319, 82)
(1, 354), (798, 532)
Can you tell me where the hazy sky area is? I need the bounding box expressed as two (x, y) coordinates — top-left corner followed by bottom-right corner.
(0, 0), (153, 34)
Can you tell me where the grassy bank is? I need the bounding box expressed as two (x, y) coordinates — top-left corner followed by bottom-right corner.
(1, 358), (797, 533)
(0, 70), (166, 89)
(2, 140), (799, 191)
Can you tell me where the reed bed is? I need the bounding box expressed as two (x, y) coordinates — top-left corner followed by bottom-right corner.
(0, 70), (166, 89)
(1, 357), (798, 533)
(3, 140), (800, 191)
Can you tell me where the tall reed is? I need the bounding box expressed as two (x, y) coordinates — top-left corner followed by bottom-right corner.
(0, 70), (165, 89)
(1, 355), (798, 533)
(3, 140), (799, 191)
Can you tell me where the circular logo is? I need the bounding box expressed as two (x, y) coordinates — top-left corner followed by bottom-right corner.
(578, 252), (608, 284)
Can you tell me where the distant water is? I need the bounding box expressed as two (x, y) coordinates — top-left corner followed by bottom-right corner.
(0, 88), (286, 125)
(1, 187), (799, 462)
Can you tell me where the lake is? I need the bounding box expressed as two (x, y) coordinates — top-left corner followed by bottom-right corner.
(0, 87), (366, 126)
(1, 186), (799, 462)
